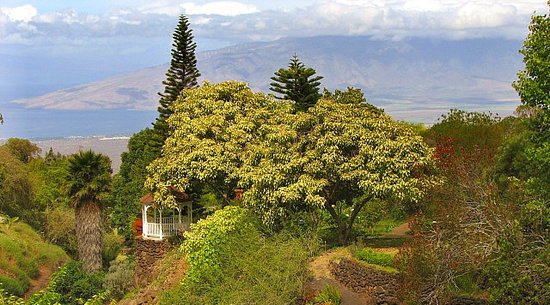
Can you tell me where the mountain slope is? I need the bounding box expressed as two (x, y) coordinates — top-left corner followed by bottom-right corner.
(13, 36), (523, 122)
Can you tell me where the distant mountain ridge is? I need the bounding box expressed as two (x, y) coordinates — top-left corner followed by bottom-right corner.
(13, 36), (523, 122)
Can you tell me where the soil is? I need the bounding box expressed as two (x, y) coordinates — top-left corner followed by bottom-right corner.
(24, 266), (55, 299)
(387, 221), (411, 237)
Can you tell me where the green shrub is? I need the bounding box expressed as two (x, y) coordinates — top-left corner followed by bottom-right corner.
(356, 247), (395, 267)
(102, 231), (125, 266)
(181, 206), (257, 284)
(160, 206), (318, 305)
(0, 283), (25, 305)
(103, 256), (135, 300)
(313, 285), (341, 305)
(43, 205), (77, 257)
(49, 261), (105, 305)
(0, 276), (26, 298)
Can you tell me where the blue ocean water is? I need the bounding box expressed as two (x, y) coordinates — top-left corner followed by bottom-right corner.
(0, 105), (157, 139)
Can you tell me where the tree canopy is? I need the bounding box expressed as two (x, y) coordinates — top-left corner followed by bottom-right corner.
(3, 138), (41, 163)
(270, 55), (323, 112)
(146, 81), (436, 242)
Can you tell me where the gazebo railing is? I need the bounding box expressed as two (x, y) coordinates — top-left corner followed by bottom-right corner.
(143, 216), (189, 239)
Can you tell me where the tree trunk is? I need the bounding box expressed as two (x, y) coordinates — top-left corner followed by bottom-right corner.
(325, 202), (348, 245)
(325, 198), (371, 245)
(75, 201), (103, 273)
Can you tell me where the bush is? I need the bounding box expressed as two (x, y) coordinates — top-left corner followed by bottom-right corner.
(160, 206), (319, 305)
(43, 205), (77, 257)
(0, 283), (25, 305)
(102, 231), (125, 266)
(311, 285), (341, 305)
(49, 261), (105, 305)
(103, 256), (135, 300)
(356, 248), (395, 267)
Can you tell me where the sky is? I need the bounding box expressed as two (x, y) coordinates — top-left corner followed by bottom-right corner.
(0, 0), (548, 137)
(1, 0), (548, 97)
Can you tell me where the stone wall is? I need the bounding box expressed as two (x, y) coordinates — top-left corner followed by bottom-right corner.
(134, 238), (171, 288)
(330, 258), (400, 305)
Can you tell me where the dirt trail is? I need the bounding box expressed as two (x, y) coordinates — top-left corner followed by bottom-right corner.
(388, 221), (411, 237)
(24, 266), (54, 299)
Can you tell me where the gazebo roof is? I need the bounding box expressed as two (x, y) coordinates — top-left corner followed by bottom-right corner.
(140, 188), (191, 205)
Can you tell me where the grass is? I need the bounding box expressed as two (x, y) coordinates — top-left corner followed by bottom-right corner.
(352, 247), (399, 273)
(0, 221), (69, 296)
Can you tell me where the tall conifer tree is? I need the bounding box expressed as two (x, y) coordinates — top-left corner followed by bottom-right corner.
(154, 15), (201, 143)
(270, 55), (323, 112)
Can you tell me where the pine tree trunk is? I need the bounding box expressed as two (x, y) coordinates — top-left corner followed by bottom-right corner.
(75, 201), (103, 273)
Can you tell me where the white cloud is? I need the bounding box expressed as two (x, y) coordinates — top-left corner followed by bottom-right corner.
(181, 1), (258, 16)
(0, 4), (37, 22)
(0, 1), (548, 45)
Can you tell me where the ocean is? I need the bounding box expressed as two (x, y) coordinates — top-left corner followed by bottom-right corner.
(0, 105), (157, 140)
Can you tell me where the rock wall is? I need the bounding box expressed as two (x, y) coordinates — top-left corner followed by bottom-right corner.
(134, 238), (171, 288)
(330, 258), (400, 305)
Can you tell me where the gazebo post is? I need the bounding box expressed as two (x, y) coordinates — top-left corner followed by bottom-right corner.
(159, 209), (163, 240)
(142, 205), (148, 238)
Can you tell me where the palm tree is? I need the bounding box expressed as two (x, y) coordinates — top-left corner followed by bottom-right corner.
(66, 150), (112, 273)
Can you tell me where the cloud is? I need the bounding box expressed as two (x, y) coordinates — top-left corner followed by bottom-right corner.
(0, 0), (547, 46)
(0, 4), (37, 22)
(138, 1), (258, 17)
(181, 2), (258, 16)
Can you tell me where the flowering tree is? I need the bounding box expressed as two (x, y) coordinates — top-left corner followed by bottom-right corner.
(146, 81), (436, 243)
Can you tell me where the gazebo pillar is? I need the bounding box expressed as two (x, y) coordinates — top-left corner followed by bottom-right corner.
(159, 209), (163, 240)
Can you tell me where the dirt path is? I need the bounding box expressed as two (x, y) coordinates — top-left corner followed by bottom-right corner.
(388, 221), (410, 237)
(308, 248), (374, 305)
(24, 266), (54, 299)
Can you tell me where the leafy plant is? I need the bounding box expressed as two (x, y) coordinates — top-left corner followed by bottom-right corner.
(356, 247), (395, 268)
(160, 206), (318, 305)
(103, 256), (135, 300)
(311, 285), (341, 305)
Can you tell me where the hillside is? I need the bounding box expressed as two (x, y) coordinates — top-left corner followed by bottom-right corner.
(0, 219), (69, 297)
(12, 36), (523, 122)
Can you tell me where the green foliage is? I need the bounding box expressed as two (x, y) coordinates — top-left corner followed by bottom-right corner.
(0, 221), (68, 297)
(0, 283), (25, 305)
(102, 231), (125, 267)
(311, 285), (341, 305)
(483, 234), (549, 305)
(49, 261), (105, 305)
(424, 109), (504, 157)
(103, 256), (135, 300)
(181, 206), (256, 283)
(43, 205), (77, 257)
(27, 261), (109, 305)
(0, 147), (37, 227)
(28, 156), (69, 212)
(66, 150), (112, 209)
(355, 248), (395, 268)
(147, 82), (436, 244)
(513, 2), (550, 111)
(109, 128), (159, 242)
(161, 206), (318, 305)
(3, 138), (40, 163)
(270, 55), (323, 111)
(154, 14), (201, 142)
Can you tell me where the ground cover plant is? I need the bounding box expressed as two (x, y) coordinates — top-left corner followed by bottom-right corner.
(355, 247), (395, 268)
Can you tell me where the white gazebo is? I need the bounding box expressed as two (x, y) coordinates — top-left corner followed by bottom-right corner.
(140, 191), (192, 240)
